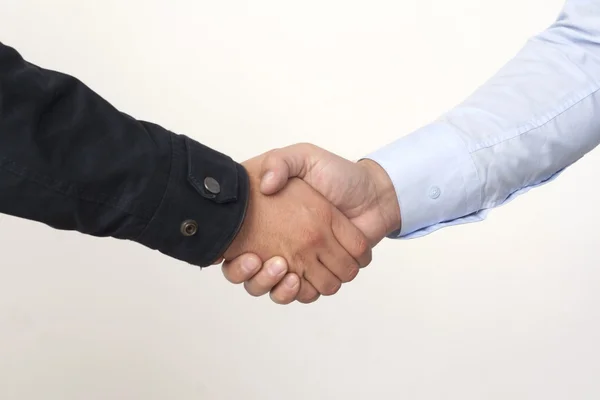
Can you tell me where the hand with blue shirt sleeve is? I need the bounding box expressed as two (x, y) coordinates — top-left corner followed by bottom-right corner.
(222, 0), (600, 305)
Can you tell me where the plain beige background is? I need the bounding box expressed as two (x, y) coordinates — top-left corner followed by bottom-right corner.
(1, 0), (599, 399)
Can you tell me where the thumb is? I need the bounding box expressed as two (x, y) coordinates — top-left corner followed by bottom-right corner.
(260, 144), (317, 195)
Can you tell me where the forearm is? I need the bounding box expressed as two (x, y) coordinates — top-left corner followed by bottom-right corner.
(0, 42), (248, 267)
(368, 0), (600, 237)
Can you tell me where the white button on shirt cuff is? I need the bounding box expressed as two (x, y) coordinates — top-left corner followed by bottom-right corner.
(366, 122), (483, 238)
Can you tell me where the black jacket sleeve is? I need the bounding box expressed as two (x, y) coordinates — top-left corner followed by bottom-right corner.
(0, 42), (249, 268)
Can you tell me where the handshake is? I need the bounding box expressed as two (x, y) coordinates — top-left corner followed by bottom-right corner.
(216, 143), (401, 305)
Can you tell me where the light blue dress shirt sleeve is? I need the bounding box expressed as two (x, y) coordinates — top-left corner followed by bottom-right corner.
(367, 0), (600, 238)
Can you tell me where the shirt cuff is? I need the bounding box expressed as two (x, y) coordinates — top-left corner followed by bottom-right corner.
(366, 122), (482, 238)
(135, 131), (249, 268)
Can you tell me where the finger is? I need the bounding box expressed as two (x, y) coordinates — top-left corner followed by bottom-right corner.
(269, 273), (301, 305)
(318, 237), (360, 284)
(260, 144), (319, 195)
(243, 257), (289, 297)
(330, 207), (372, 268)
(303, 260), (342, 296)
(222, 254), (262, 284)
(296, 278), (320, 304)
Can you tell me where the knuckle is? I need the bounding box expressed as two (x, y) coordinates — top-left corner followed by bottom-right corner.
(296, 142), (316, 152)
(313, 206), (333, 223)
(342, 265), (360, 283)
(297, 292), (320, 304)
(263, 152), (278, 165)
(291, 252), (308, 272)
(321, 279), (342, 296)
(301, 228), (326, 247)
(354, 235), (369, 258)
(296, 280), (319, 303)
(261, 150), (283, 170)
(365, 248), (373, 265)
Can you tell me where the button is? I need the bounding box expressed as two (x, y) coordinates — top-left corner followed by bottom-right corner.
(429, 186), (441, 199)
(204, 177), (221, 195)
(180, 220), (198, 236)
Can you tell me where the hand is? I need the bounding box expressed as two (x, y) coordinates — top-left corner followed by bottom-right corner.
(222, 144), (400, 304)
(222, 153), (372, 303)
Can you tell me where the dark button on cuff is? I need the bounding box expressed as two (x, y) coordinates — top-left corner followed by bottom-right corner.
(180, 220), (198, 236)
(204, 177), (221, 195)
(184, 137), (238, 203)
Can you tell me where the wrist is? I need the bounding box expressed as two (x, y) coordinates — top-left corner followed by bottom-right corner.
(223, 160), (258, 260)
(358, 159), (401, 236)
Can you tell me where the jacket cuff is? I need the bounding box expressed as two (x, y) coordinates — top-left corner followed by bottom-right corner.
(135, 132), (249, 267)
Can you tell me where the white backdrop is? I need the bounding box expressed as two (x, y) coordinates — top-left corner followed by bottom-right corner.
(3, 1), (599, 399)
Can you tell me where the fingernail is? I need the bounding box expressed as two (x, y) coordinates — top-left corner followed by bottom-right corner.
(284, 274), (299, 289)
(262, 171), (274, 183)
(267, 259), (286, 277)
(242, 257), (259, 273)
